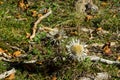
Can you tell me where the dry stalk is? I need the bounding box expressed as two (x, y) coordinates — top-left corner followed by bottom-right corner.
(23, 60), (37, 63)
(88, 55), (120, 65)
(30, 9), (52, 40)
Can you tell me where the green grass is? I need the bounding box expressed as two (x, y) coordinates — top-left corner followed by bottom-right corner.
(0, 0), (120, 80)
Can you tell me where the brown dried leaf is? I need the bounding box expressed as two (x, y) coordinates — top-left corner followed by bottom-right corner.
(52, 76), (57, 80)
(18, 0), (29, 11)
(44, 9), (48, 13)
(36, 61), (42, 65)
(96, 27), (103, 31)
(85, 15), (93, 21)
(0, 1), (3, 5)
(113, 14), (116, 18)
(31, 10), (37, 17)
(0, 48), (5, 53)
(102, 42), (112, 56)
(5, 73), (15, 80)
(101, 2), (108, 7)
(70, 31), (78, 36)
(117, 70), (120, 77)
(15, 13), (21, 19)
(117, 56), (120, 61)
(26, 32), (31, 38)
(38, 14), (43, 17)
(13, 51), (21, 57)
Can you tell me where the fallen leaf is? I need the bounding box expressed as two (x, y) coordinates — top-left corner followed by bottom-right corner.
(102, 42), (112, 56)
(38, 14), (43, 17)
(0, 48), (5, 53)
(13, 51), (21, 57)
(44, 9), (48, 13)
(15, 13), (21, 19)
(31, 10), (37, 17)
(5, 73), (15, 80)
(85, 15), (93, 21)
(117, 70), (120, 77)
(113, 14), (116, 18)
(36, 61), (42, 65)
(70, 31), (78, 36)
(96, 27), (103, 31)
(101, 2), (108, 7)
(117, 56), (120, 61)
(52, 76), (57, 80)
(26, 32), (31, 38)
(0, 1), (3, 5)
(92, 27), (103, 33)
(18, 0), (29, 11)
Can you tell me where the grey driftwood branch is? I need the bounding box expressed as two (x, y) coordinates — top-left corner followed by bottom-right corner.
(30, 8), (52, 40)
(88, 55), (120, 65)
(0, 68), (16, 79)
(23, 60), (37, 63)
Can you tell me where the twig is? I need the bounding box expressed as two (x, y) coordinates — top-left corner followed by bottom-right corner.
(88, 55), (120, 65)
(23, 60), (37, 63)
(30, 9), (52, 40)
(0, 68), (16, 79)
(0, 52), (12, 59)
(0, 52), (28, 63)
(6, 43), (26, 54)
(2, 57), (13, 62)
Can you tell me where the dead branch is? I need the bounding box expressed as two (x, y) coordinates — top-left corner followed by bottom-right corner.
(0, 52), (12, 59)
(0, 68), (16, 79)
(1, 57), (12, 62)
(0, 52), (28, 63)
(23, 60), (37, 63)
(30, 9), (52, 40)
(88, 55), (120, 65)
(6, 43), (26, 54)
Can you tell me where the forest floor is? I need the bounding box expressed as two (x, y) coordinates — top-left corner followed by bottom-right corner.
(0, 0), (120, 80)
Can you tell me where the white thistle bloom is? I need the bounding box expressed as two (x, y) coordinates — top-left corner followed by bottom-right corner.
(66, 39), (87, 61)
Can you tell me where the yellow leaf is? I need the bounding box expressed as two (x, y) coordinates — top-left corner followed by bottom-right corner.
(0, 48), (5, 53)
(13, 51), (21, 57)
(70, 31), (78, 36)
(85, 15), (93, 21)
(26, 32), (31, 38)
(52, 76), (57, 80)
(31, 10), (37, 17)
(38, 14), (43, 17)
(0, 1), (3, 5)
(5, 73), (15, 80)
(117, 70), (120, 77)
(113, 14), (116, 18)
(18, 0), (29, 11)
(101, 2), (108, 7)
(117, 56), (120, 61)
(102, 42), (112, 56)
(96, 27), (103, 31)
(15, 13), (21, 19)
(36, 61), (42, 65)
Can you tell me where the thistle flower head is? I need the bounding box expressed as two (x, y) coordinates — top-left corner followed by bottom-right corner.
(66, 39), (87, 61)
